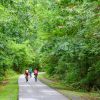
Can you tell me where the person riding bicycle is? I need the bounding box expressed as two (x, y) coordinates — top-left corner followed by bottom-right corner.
(29, 67), (32, 78)
(34, 68), (38, 82)
(25, 69), (29, 82)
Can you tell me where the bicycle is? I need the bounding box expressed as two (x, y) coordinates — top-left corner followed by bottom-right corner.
(29, 72), (32, 78)
(34, 74), (37, 82)
(25, 75), (28, 82)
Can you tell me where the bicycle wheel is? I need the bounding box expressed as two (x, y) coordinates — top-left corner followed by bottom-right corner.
(34, 75), (37, 82)
(25, 76), (28, 82)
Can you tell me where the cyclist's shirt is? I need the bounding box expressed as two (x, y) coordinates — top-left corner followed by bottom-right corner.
(29, 68), (32, 73)
(34, 69), (38, 75)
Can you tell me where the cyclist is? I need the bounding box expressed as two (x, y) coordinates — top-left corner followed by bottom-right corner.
(29, 67), (32, 78)
(25, 69), (29, 82)
(34, 68), (38, 82)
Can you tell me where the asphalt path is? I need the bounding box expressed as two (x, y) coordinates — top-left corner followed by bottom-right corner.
(18, 74), (69, 100)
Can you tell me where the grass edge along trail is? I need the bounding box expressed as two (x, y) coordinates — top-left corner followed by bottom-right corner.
(0, 70), (19, 100)
(38, 72), (100, 100)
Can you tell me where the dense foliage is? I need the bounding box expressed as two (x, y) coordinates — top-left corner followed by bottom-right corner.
(0, 0), (36, 76)
(0, 0), (100, 91)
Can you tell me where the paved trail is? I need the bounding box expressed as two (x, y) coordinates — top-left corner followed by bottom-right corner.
(18, 74), (69, 100)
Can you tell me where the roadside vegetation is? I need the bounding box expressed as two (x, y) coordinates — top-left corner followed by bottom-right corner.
(0, 70), (19, 100)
